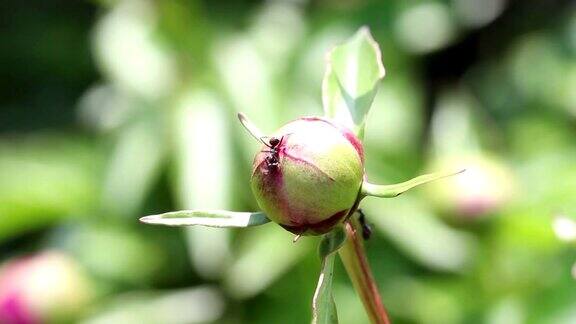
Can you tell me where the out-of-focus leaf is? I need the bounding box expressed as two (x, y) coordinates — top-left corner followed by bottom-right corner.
(0, 136), (99, 241)
(363, 76), (424, 157)
(363, 197), (477, 272)
(213, 33), (280, 133)
(322, 27), (385, 138)
(172, 90), (234, 279)
(395, 3), (457, 54)
(361, 170), (464, 198)
(386, 277), (465, 324)
(139, 210), (270, 228)
(101, 115), (166, 218)
(223, 225), (313, 299)
(312, 227), (345, 324)
(64, 224), (163, 285)
(429, 89), (483, 157)
(80, 287), (225, 324)
(93, 0), (177, 100)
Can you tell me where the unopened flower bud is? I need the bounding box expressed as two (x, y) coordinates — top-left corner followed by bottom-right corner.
(0, 251), (92, 324)
(251, 117), (364, 235)
(425, 154), (516, 219)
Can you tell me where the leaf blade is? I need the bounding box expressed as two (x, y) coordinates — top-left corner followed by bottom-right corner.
(322, 27), (385, 137)
(139, 210), (270, 228)
(312, 227), (345, 324)
(312, 255), (338, 324)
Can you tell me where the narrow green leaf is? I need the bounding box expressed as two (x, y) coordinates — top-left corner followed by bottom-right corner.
(361, 169), (465, 198)
(318, 226), (346, 258)
(312, 255), (338, 324)
(312, 228), (345, 324)
(139, 210), (270, 228)
(322, 27), (385, 138)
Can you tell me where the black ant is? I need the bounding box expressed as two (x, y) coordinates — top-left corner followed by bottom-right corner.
(357, 209), (373, 240)
(260, 136), (284, 172)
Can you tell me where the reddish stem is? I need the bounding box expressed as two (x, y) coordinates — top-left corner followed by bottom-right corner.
(339, 219), (391, 324)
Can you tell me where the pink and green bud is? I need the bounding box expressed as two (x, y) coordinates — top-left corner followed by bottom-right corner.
(250, 117), (364, 235)
(425, 154), (516, 219)
(0, 251), (92, 324)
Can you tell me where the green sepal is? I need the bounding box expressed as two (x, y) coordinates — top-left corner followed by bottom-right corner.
(361, 170), (465, 198)
(238, 112), (265, 142)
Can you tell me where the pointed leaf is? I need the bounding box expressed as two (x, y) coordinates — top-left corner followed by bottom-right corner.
(322, 27), (385, 138)
(312, 228), (345, 324)
(312, 255), (338, 324)
(362, 169), (465, 198)
(139, 210), (270, 228)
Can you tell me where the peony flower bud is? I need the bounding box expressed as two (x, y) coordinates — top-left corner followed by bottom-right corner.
(0, 251), (93, 324)
(425, 154), (516, 220)
(250, 117), (364, 235)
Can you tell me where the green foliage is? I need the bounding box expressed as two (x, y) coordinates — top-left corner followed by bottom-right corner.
(323, 27), (385, 139)
(1, 1), (576, 324)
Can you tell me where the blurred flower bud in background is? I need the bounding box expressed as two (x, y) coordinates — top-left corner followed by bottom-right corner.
(0, 251), (93, 324)
(426, 153), (516, 220)
(425, 88), (517, 221)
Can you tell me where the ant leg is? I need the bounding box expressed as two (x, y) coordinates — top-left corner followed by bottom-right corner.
(357, 209), (373, 240)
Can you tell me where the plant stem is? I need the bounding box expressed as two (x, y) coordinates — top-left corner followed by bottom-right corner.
(338, 219), (390, 324)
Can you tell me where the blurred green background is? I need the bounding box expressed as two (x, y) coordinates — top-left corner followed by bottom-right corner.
(1, 0), (576, 323)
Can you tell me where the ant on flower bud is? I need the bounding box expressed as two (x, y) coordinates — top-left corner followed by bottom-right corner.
(260, 136), (285, 172)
